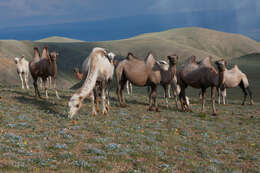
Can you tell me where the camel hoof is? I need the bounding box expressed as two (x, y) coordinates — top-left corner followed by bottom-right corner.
(212, 113), (217, 116)
(102, 109), (108, 115)
(250, 101), (254, 105)
(147, 107), (154, 111)
(92, 111), (97, 116)
(241, 103), (245, 106)
(120, 103), (127, 108)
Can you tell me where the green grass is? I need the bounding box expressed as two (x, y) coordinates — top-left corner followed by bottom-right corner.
(0, 86), (259, 172)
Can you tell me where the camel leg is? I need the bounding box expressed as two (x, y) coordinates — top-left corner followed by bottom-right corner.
(222, 88), (226, 105)
(24, 74), (29, 89)
(246, 87), (254, 105)
(163, 85), (169, 108)
(218, 88), (221, 104)
(48, 77), (52, 88)
(33, 78), (41, 98)
(43, 78), (49, 99)
(239, 81), (247, 105)
(53, 77), (60, 99)
(101, 81), (108, 115)
(201, 88), (206, 113)
(18, 73), (24, 89)
(94, 86), (100, 113)
(179, 87), (186, 111)
(117, 79), (127, 107)
(171, 83), (179, 109)
(148, 85), (158, 111)
(90, 91), (97, 116)
(126, 80), (130, 95)
(39, 78), (43, 89)
(153, 86), (159, 112)
(211, 87), (217, 116)
(168, 84), (171, 98)
(130, 82), (133, 95)
(106, 79), (111, 107)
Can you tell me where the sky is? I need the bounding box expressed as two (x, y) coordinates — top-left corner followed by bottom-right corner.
(0, 0), (258, 28)
(0, 0), (258, 41)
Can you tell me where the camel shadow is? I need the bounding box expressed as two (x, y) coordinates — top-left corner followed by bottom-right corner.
(13, 91), (67, 118)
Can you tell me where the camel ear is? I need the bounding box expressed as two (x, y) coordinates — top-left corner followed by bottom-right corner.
(21, 55), (25, 59)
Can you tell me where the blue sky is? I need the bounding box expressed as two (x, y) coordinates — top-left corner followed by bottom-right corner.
(0, 0), (258, 41)
(0, 0), (258, 28)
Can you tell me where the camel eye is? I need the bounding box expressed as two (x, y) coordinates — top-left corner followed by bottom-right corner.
(76, 104), (80, 108)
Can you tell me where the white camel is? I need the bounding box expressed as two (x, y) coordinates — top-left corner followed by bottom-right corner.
(68, 47), (115, 118)
(14, 56), (30, 89)
(218, 64), (254, 105)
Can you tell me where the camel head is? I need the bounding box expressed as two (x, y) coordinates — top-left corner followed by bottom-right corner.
(167, 54), (178, 65)
(73, 68), (79, 73)
(68, 94), (83, 119)
(50, 52), (59, 62)
(14, 57), (19, 64)
(215, 59), (226, 72)
(107, 52), (116, 63)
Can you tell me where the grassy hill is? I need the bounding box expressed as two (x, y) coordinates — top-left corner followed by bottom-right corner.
(0, 27), (260, 89)
(36, 36), (84, 43)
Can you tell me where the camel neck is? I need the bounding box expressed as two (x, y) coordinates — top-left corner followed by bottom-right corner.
(218, 70), (225, 88)
(50, 61), (57, 76)
(168, 63), (176, 76)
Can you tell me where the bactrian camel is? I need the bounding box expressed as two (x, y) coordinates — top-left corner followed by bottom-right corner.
(218, 63), (253, 105)
(68, 47), (115, 118)
(29, 47), (60, 99)
(178, 56), (226, 115)
(116, 52), (178, 111)
(14, 55), (30, 89)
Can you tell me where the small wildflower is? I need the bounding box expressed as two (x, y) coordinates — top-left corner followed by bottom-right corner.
(24, 140), (27, 145)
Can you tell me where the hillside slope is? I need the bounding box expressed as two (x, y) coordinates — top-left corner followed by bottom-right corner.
(36, 36), (84, 43)
(0, 27), (260, 88)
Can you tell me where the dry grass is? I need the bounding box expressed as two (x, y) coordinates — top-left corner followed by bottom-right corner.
(0, 85), (259, 172)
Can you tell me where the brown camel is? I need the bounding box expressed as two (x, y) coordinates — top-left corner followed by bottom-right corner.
(178, 56), (226, 115)
(29, 47), (60, 99)
(116, 52), (178, 111)
(73, 68), (83, 80)
(218, 64), (253, 105)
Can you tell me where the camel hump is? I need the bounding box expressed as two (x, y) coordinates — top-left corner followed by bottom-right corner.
(200, 56), (213, 66)
(184, 55), (197, 65)
(41, 46), (50, 59)
(126, 52), (135, 60)
(233, 64), (238, 69)
(145, 52), (155, 67)
(33, 47), (40, 59)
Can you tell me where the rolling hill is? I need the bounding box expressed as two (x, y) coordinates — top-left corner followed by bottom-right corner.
(0, 27), (260, 89)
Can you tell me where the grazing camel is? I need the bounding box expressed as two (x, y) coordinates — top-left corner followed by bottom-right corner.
(14, 55), (30, 89)
(218, 64), (253, 105)
(116, 52), (178, 111)
(68, 48), (115, 118)
(178, 56), (226, 115)
(29, 47), (60, 99)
